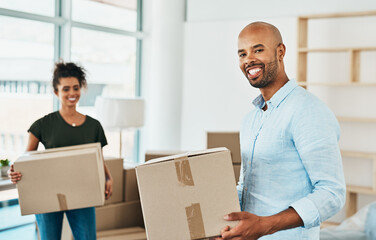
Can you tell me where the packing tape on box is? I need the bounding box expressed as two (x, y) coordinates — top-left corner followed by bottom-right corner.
(174, 156), (195, 186)
(185, 203), (206, 239)
(57, 193), (68, 211)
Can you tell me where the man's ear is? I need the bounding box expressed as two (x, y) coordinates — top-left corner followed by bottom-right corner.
(278, 43), (286, 61)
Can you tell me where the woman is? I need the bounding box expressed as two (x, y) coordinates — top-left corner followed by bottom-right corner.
(9, 62), (113, 240)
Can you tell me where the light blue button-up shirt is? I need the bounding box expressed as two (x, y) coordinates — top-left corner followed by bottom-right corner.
(238, 80), (346, 239)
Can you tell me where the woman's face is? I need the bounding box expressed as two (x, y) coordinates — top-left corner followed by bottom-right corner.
(54, 77), (81, 108)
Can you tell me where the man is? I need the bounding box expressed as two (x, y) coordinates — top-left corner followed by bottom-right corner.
(217, 22), (346, 239)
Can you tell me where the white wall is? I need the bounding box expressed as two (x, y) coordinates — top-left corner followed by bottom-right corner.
(181, 18), (297, 150)
(180, 1), (376, 222)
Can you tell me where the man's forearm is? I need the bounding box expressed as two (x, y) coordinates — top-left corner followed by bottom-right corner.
(263, 207), (304, 236)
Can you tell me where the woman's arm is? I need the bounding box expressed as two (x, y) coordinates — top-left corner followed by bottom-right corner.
(102, 150), (113, 200)
(9, 132), (39, 183)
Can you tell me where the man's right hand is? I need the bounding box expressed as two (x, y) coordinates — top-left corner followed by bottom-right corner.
(9, 164), (22, 184)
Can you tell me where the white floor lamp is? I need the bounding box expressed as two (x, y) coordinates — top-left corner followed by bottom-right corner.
(95, 96), (145, 159)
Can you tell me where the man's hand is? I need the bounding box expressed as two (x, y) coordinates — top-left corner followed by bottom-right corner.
(105, 178), (113, 200)
(214, 212), (271, 240)
(214, 208), (303, 240)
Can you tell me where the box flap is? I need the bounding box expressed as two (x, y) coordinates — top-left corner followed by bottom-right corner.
(23, 142), (101, 156)
(137, 147), (229, 167)
(16, 148), (97, 163)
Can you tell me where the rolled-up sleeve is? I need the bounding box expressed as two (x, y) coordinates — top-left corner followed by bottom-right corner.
(290, 100), (346, 228)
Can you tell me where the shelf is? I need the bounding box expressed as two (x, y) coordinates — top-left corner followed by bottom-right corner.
(347, 185), (376, 195)
(299, 11), (376, 19)
(297, 82), (376, 86)
(337, 117), (376, 123)
(321, 221), (340, 229)
(341, 150), (376, 159)
(298, 47), (376, 53)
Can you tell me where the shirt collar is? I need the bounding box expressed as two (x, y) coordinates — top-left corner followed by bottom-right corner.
(252, 80), (298, 109)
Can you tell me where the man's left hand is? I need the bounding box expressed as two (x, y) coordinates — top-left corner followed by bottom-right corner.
(214, 212), (271, 240)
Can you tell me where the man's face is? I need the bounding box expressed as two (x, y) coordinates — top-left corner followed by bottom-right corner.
(238, 27), (280, 88)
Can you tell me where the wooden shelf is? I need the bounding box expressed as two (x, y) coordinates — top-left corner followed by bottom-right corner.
(337, 116), (376, 123)
(299, 11), (376, 19)
(321, 221), (340, 229)
(297, 82), (376, 86)
(299, 47), (376, 53)
(341, 150), (376, 159)
(347, 185), (376, 195)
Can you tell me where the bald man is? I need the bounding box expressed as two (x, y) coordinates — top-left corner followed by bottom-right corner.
(216, 22), (346, 239)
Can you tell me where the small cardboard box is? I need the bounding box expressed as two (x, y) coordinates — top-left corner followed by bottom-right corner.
(96, 201), (144, 231)
(145, 150), (183, 162)
(97, 227), (146, 240)
(136, 148), (240, 240)
(104, 157), (124, 205)
(207, 132), (241, 163)
(15, 143), (105, 215)
(233, 164), (241, 184)
(123, 163), (139, 202)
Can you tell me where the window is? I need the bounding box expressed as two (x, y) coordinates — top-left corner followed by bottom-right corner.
(0, 0), (143, 163)
(72, 0), (138, 31)
(0, 0), (54, 16)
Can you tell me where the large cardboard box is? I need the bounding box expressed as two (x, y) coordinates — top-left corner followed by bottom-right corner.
(233, 164), (241, 184)
(96, 200), (144, 231)
(145, 150), (183, 162)
(136, 148), (240, 240)
(207, 132), (241, 163)
(15, 143), (105, 215)
(97, 227), (146, 240)
(123, 163), (139, 202)
(104, 157), (124, 205)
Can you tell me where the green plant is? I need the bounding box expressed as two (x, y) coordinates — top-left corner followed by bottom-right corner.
(0, 159), (10, 167)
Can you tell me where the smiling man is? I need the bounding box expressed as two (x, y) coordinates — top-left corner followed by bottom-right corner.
(217, 22), (346, 240)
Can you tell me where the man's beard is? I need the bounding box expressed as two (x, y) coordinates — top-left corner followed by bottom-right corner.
(249, 58), (278, 89)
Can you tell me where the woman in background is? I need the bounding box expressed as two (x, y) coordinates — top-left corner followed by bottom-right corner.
(9, 62), (113, 240)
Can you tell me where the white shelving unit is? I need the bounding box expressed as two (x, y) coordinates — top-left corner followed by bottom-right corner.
(297, 11), (376, 219)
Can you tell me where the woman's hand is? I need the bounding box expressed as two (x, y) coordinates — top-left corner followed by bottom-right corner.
(9, 164), (22, 184)
(105, 178), (113, 200)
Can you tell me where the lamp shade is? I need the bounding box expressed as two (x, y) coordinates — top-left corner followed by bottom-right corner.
(95, 96), (144, 130)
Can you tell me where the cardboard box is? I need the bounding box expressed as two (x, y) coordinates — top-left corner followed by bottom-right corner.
(61, 215), (145, 240)
(97, 227), (145, 238)
(98, 232), (146, 240)
(15, 143), (105, 215)
(136, 148), (240, 240)
(97, 227), (146, 240)
(96, 201), (144, 231)
(233, 164), (241, 183)
(207, 132), (241, 163)
(145, 150), (183, 162)
(104, 157), (124, 205)
(124, 163), (139, 202)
